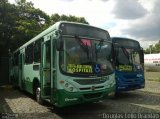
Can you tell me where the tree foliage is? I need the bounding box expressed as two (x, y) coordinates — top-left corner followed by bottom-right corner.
(50, 13), (89, 25)
(0, 0), (88, 57)
(0, 0), (17, 56)
(144, 41), (160, 54)
(12, 0), (50, 51)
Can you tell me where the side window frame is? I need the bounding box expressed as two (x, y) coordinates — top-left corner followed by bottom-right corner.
(25, 44), (34, 64)
(33, 39), (42, 63)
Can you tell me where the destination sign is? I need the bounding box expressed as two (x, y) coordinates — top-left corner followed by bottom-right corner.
(119, 65), (132, 71)
(67, 64), (93, 73)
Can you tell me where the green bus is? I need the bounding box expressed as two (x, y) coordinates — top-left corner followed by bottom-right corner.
(9, 21), (115, 107)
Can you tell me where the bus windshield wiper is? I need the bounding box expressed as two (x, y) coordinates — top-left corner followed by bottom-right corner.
(121, 47), (133, 65)
(95, 39), (104, 61)
(75, 35), (90, 59)
(121, 46), (129, 60)
(98, 39), (104, 47)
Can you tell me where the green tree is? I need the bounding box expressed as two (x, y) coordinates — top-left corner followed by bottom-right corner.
(0, 0), (50, 56)
(12, 0), (50, 50)
(50, 13), (89, 25)
(0, 0), (89, 57)
(154, 42), (160, 53)
(0, 0), (17, 56)
(145, 41), (160, 54)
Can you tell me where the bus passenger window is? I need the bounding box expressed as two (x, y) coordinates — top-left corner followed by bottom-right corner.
(34, 40), (41, 63)
(25, 44), (33, 64)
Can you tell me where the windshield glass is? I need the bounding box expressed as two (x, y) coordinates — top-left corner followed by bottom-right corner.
(60, 36), (113, 76)
(115, 47), (143, 72)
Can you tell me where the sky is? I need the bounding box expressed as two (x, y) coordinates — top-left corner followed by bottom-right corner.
(8, 0), (160, 49)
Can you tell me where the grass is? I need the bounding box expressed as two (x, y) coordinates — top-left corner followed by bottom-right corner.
(146, 78), (160, 82)
(145, 70), (160, 82)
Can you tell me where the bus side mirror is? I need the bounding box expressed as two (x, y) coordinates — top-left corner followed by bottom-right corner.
(112, 43), (119, 64)
(55, 30), (63, 51)
(56, 38), (64, 51)
(139, 49), (144, 63)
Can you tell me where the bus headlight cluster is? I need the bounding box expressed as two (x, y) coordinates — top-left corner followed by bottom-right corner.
(109, 75), (116, 87)
(137, 74), (143, 77)
(60, 80), (78, 92)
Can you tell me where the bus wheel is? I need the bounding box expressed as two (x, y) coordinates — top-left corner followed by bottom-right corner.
(34, 86), (43, 104)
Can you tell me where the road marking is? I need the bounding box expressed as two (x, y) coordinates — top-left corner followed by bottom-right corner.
(131, 103), (160, 111)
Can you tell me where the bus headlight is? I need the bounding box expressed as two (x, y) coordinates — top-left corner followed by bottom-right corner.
(65, 83), (69, 87)
(60, 80), (78, 92)
(69, 87), (74, 92)
(104, 74), (115, 89)
(109, 75), (116, 87)
(137, 74), (143, 77)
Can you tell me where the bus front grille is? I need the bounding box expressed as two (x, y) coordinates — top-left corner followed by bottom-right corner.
(74, 79), (106, 85)
(80, 86), (104, 91)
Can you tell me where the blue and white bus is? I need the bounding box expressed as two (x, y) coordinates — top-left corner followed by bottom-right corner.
(111, 37), (145, 92)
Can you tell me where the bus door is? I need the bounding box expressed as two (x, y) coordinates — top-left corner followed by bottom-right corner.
(41, 36), (52, 99)
(18, 53), (24, 89)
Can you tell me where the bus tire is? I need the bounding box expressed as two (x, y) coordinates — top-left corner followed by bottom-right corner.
(110, 92), (118, 99)
(34, 83), (43, 104)
(36, 87), (43, 104)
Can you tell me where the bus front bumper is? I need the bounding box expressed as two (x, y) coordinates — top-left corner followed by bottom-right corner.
(54, 85), (115, 107)
(116, 83), (145, 92)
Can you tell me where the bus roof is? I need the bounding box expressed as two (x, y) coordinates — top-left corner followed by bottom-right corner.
(12, 21), (110, 54)
(111, 37), (141, 48)
(111, 37), (139, 43)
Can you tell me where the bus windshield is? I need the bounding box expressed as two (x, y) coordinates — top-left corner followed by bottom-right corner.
(60, 36), (113, 76)
(115, 47), (142, 72)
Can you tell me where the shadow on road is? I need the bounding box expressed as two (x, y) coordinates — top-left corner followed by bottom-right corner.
(1, 86), (160, 119)
(0, 87), (15, 113)
(50, 102), (108, 119)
